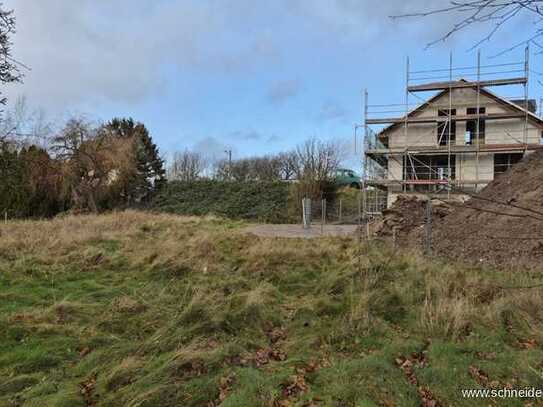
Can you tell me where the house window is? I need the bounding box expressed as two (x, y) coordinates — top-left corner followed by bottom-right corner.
(437, 109), (456, 146)
(494, 153), (523, 176)
(465, 107), (486, 145)
(403, 154), (455, 192)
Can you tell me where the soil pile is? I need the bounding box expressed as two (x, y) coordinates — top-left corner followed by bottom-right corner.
(373, 195), (452, 245)
(431, 149), (543, 267)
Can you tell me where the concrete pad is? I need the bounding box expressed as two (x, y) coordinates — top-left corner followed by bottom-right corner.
(243, 224), (359, 238)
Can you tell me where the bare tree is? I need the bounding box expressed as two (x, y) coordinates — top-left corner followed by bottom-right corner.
(392, 1), (543, 52)
(0, 4), (24, 144)
(51, 118), (132, 213)
(0, 5), (22, 98)
(213, 155), (284, 182)
(168, 149), (206, 181)
(210, 141), (343, 183)
(250, 156), (282, 180)
(295, 137), (343, 182)
(277, 151), (299, 181)
(0, 96), (53, 147)
(51, 118), (102, 212)
(214, 157), (253, 181)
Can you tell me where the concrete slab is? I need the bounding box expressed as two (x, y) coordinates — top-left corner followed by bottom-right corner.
(243, 224), (359, 238)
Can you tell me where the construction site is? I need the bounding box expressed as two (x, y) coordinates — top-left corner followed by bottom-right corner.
(362, 47), (543, 212)
(362, 48), (543, 269)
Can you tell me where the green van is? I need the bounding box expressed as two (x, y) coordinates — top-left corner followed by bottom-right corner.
(333, 168), (361, 188)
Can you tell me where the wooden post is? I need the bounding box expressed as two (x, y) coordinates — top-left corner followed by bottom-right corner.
(425, 199), (432, 255)
(339, 199), (342, 224)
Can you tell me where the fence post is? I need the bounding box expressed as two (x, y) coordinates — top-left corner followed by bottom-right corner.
(339, 199), (342, 224)
(321, 199), (326, 234)
(425, 199), (432, 255)
(302, 198), (311, 229)
(358, 192), (364, 225)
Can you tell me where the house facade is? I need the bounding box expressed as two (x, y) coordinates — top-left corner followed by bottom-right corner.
(364, 83), (543, 208)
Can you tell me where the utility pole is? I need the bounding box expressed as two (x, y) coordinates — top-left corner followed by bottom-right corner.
(224, 149), (232, 180)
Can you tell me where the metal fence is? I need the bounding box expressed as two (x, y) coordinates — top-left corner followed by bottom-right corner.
(364, 189), (387, 215)
(301, 190), (387, 227)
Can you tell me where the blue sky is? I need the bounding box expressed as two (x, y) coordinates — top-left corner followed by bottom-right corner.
(4, 0), (542, 170)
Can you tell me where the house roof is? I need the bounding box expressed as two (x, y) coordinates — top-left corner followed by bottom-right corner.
(510, 99), (537, 113)
(377, 80), (543, 139)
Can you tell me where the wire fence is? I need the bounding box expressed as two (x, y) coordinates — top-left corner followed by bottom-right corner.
(301, 190), (387, 227)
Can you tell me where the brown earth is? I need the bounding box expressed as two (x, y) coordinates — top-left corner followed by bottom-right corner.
(373, 195), (453, 246)
(374, 149), (543, 268)
(431, 149), (543, 268)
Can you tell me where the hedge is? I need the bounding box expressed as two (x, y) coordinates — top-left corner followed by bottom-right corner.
(151, 180), (293, 223)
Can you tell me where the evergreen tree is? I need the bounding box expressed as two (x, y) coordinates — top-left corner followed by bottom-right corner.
(104, 118), (165, 205)
(0, 142), (27, 217)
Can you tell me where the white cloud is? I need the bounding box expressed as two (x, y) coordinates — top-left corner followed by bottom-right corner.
(2, 0), (515, 120)
(229, 129), (262, 141)
(5, 0), (281, 109)
(318, 100), (347, 121)
(193, 136), (234, 164)
(266, 79), (303, 105)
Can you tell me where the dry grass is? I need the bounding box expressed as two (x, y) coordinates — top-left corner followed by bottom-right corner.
(1, 211), (543, 406)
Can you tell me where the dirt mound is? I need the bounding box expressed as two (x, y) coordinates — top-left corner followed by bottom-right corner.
(374, 195), (452, 245)
(431, 149), (543, 268)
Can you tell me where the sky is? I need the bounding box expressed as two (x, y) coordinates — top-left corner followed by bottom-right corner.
(4, 0), (542, 171)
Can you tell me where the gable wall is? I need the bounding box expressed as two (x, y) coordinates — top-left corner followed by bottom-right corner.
(385, 88), (541, 148)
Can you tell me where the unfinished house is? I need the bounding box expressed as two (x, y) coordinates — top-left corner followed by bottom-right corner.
(363, 49), (543, 209)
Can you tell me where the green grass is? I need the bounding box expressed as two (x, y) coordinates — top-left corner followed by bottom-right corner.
(1, 211), (543, 406)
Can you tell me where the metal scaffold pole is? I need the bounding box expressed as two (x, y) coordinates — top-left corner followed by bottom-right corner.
(475, 49), (481, 192)
(524, 45), (529, 150)
(404, 56), (409, 193)
(363, 51), (529, 201)
(363, 89), (368, 214)
(447, 51), (452, 200)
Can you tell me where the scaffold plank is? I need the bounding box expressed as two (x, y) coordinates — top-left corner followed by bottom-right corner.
(407, 77), (527, 92)
(366, 112), (527, 125)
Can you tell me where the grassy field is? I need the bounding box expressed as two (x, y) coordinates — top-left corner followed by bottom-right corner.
(1, 212), (543, 406)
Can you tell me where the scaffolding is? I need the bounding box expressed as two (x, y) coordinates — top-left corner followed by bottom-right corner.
(361, 47), (543, 213)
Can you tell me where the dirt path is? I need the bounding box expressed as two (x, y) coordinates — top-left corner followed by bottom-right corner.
(243, 224), (358, 238)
